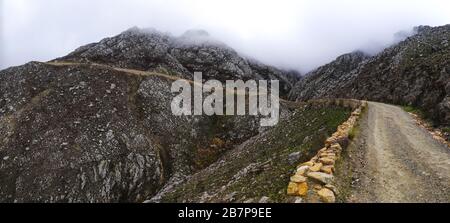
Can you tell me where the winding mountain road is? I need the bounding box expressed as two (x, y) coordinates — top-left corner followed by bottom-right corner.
(349, 102), (450, 202)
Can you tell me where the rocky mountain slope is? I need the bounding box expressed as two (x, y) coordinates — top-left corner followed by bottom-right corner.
(59, 28), (300, 96)
(1, 24), (449, 203)
(154, 101), (351, 203)
(0, 28), (301, 202)
(290, 25), (450, 127)
(288, 51), (370, 100)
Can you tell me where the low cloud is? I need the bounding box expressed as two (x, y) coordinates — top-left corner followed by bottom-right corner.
(1, 0), (449, 73)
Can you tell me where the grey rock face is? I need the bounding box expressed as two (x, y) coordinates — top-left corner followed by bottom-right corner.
(290, 24), (450, 126)
(59, 27), (299, 96)
(0, 61), (264, 202)
(0, 63), (165, 202)
(288, 51), (370, 101)
(0, 27), (299, 202)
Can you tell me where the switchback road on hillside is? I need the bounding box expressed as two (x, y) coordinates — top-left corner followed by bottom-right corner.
(348, 102), (450, 203)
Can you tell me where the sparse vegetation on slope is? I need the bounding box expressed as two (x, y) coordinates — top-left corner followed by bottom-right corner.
(159, 104), (351, 203)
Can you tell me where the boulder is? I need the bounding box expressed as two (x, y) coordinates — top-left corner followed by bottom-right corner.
(320, 165), (334, 174)
(287, 182), (308, 196)
(307, 172), (334, 184)
(300, 161), (315, 167)
(317, 188), (336, 203)
(324, 184), (339, 195)
(296, 165), (310, 175)
(297, 182), (309, 196)
(290, 174), (307, 183)
(319, 157), (335, 165)
(309, 163), (323, 172)
(287, 182), (298, 195)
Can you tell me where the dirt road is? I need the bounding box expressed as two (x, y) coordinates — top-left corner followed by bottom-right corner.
(347, 102), (450, 202)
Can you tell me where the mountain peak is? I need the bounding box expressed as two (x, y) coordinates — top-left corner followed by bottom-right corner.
(181, 29), (210, 38)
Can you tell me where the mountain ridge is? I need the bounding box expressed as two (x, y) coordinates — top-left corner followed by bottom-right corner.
(56, 27), (300, 96)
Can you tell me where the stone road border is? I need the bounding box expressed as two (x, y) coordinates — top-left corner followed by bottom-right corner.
(287, 99), (368, 203)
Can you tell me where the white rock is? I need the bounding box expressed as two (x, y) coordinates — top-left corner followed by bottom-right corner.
(244, 198), (255, 203)
(259, 196), (270, 203)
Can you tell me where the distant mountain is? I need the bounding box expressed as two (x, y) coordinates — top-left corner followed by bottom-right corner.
(290, 24), (450, 126)
(288, 51), (371, 100)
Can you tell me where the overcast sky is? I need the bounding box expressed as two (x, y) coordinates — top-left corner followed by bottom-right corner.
(1, 0), (449, 72)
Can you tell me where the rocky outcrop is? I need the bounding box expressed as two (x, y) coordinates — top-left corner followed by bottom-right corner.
(290, 24), (450, 126)
(0, 62), (167, 202)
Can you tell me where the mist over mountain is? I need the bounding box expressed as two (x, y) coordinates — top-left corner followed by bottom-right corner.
(2, 0), (450, 72)
(290, 24), (450, 126)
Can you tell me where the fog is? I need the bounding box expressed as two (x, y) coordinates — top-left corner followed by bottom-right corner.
(1, 0), (449, 73)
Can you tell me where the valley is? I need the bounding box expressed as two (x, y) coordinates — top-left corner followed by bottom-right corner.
(0, 24), (449, 203)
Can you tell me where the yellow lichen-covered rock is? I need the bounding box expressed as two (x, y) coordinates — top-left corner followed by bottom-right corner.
(321, 152), (337, 159)
(317, 188), (335, 203)
(286, 101), (367, 202)
(297, 182), (308, 196)
(324, 184), (338, 195)
(313, 184), (323, 190)
(319, 157), (335, 165)
(296, 165), (309, 175)
(326, 154), (338, 160)
(290, 174), (307, 183)
(319, 152), (332, 158)
(309, 162), (323, 172)
(287, 182), (299, 195)
(325, 137), (337, 147)
(310, 155), (319, 162)
(337, 129), (349, 136)
(300, 161), (314, 167)
(320, 165), (334, 174)
(329, 143), (342, 152)
(287, 182), (308, 196)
